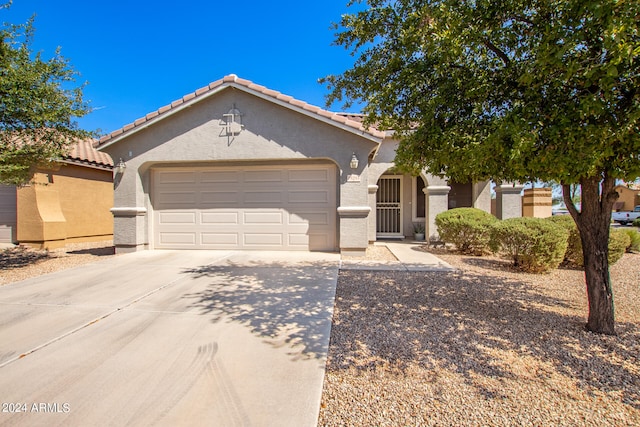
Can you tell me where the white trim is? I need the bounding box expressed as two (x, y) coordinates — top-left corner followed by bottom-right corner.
(426, 185), (451, 195)
(111, 207), (147, 217)
(337, 206), (371, 217)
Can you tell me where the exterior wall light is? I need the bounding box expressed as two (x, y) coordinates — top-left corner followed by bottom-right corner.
(350, 153), (359, 169)
(115, 158), (127, 174)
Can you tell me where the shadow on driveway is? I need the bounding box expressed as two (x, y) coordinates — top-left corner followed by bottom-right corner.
(182, 260), (338, 361)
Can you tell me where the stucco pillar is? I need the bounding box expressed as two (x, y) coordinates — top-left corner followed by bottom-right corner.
(367, 184), (378, 243)
(425, 185), (450, 241)
(110, 207), (147, 253)
(338, 207), (371, 256)
(495, 183), (525, 219)
(473, 180), (492, 213)
(522, 187), (552, 218)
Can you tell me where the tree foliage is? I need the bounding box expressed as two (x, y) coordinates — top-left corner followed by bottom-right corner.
(0, 3), (92, 185)
(324, 0), (639, 184)
(324, 0), (640, 334)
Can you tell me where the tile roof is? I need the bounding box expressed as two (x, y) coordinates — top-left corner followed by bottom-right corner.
(98, 74), (386, 147)
(64, 139), (113, 169)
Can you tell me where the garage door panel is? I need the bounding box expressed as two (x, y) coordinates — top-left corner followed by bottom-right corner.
(244, 170), (282, 182)
(157, 191), (197, 207)
(157, 171), (196, 184)
(200, 191), (240, 205)
(201, 171), (240, 183)
(158, 232), (197, 245)
(201, 212), (239, 225)
(244, 191), (283, 204)
(153, 164), (336, 250)
(288, 168), (329, 182)
(288, 234), (309, 246)
(244, 211), (284, 225)
(288, 190), (329, 204)
(157, 212), (197, 225)
(201, 233), (239, 246)
(244, 233), (283, 246)
(308, 233), (330, 249)
(290, 211), (330, 226)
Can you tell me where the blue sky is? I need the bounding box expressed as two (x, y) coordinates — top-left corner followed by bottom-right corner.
(4, 0), (362, 135)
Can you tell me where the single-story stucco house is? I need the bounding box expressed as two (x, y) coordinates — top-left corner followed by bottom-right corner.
(97, 74), (523, 256)
(0, 139), (114, 248)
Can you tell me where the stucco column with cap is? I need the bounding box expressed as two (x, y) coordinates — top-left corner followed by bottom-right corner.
(109, 159), (149, 253)
(425, 185), (450, 241)
(338, 151), (371, 256)
(495, 182), (525, 219)
(367, 184), (378, 243)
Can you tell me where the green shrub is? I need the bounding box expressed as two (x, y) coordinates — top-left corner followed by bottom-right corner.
(634, 218), (640, 227)
(609, 229), (631, 264)
(623, 228), (640, 253)
(547, 216), (630, 265)
(435, 208), (498, 255)
(547, 215), (582, 264)
(490, 217), (568, 273)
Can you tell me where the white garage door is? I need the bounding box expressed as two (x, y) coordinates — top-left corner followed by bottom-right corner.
(152, 164), (337, 251)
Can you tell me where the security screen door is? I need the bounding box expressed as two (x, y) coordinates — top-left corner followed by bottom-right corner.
(376, 176), (403, 238)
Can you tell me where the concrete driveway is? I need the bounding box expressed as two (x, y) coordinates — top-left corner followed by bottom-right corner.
(0, 250), (339, 426)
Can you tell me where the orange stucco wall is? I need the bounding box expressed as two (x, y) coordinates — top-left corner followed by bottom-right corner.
(17, 163), (113, 249)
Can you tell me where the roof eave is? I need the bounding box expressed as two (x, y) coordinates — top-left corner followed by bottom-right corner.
(97, 77), (384, 151)
(232, 82), (384, 144)
(97, 83), (231, 151)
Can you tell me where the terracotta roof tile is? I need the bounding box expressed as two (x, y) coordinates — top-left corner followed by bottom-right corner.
(65, 139), (113, 168)
(276, 94), (294, 102)
(98, 74), (385, 146)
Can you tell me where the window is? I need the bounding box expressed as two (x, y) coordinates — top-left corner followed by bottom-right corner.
(416, 176), (425, 217)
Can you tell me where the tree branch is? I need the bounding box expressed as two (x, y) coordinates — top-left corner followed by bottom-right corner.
(563, 183), (580, 221)
(482, 38), (510, 66)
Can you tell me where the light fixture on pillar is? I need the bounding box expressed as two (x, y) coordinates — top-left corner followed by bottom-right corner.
(115, 158), (127, 174)
(350, 152), (359, 169)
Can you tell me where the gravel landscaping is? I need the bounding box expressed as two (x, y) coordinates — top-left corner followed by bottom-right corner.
(0, 242), (116, 286)
(2, 242), (638, 425)
(318, 248), (640, 426)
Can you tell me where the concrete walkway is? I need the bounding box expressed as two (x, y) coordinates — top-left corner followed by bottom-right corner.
(340, 240), (456, 272)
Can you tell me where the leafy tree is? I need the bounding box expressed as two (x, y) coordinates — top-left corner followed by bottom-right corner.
(323, 0), (640, 334)
(1, 2), (92, 186)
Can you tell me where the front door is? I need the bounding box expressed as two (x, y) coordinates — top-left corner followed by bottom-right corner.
(376, 176), (403, 238)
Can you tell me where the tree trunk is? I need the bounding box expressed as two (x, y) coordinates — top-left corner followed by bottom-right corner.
(563, 175), (618, 335)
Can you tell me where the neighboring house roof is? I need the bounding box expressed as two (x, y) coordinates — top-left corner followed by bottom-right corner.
(97, 74), (386, 149)
(63, 139), (113, 170)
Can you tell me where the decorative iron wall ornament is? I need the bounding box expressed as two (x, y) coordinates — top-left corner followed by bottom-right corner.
(222, 104), (244, 136)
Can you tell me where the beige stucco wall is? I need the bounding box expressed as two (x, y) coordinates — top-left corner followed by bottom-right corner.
(100, 88), (380, 255)
(614, 186), (640, 211)
(368, 139), (492, 241)
(17, 164), (113, 249)
(522, 188), (552, 218)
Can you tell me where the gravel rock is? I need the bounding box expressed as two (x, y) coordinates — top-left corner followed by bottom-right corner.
(319, 250), (640, 426)
(0, 242), (116, 286)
